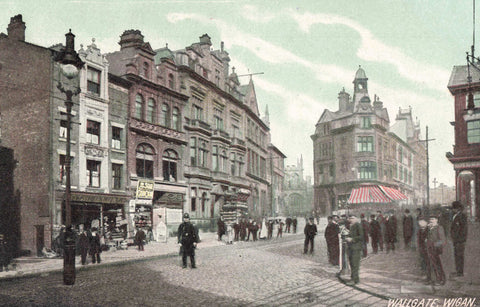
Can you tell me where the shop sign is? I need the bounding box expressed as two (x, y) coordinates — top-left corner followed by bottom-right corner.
(128, 200), (136, 213)
(454, 161), (480, 170)
(136, 180), (154, 199)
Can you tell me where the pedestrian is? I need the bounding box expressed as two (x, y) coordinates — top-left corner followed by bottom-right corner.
(292, 217), (298, 234)
(251, 220), (259, 241)
(246, 218), (253, 241)
(89, 227), (102, 264)
(135, 227), (146, 251)
(276, 219), (284, 238)
(177, 213), (199, 269)
(345, 215), (364, 285)
(303, 217), (317, 254)
(285, 217), (292, 233)
(226, 223), (234, 244)
(77, 224), (90, 265)
(0, 234), (11, 272)
(217, 217), (226, 241)
(360, 214), (369, 258)
(267, 220), (274, 240)
(325, 216), (340, 265)
(417, 219), (429, 274)
(376, 211), (386, 252)
(425, 215), (446, 285)
(339, 215), (350, 274)
(369, 214), (380, 254)
(240, 218), (247, 241)
(450, 201), (468, 278)
(403, 209), (414, 250)
(233, 220), (240, 241)
(412, 208), (423, 251)
(385, 211), (397, 253)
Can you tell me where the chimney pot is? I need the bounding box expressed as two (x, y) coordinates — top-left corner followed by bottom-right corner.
(7, 14), (26, 41)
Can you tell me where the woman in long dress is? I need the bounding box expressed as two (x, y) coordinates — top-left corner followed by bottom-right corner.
(259, 218), (268, 239)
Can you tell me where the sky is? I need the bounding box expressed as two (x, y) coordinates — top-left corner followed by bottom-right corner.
(1, 0), (475, 187)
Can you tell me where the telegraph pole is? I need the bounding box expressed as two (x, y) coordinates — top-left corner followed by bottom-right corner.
(420, 126), (435, 209)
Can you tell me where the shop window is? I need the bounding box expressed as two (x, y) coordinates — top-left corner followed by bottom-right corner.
(162, 149), (178, 182)
(201, 192), (207, 214)
(147, 98), (156, 124)
(135, 94), (144, 120)
(112, 163), (122, 190)
(111, 126), (122, 150)
(87, 67), (101, 95)
(86, 120), (100, 144)
(191, 188), (197, 211)
(136, 144), (154, 179)
(87, 160), (101, 187)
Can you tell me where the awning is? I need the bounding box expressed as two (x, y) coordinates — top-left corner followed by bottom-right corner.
(347, 186), (391, 204)
(379, 186), (408, 201)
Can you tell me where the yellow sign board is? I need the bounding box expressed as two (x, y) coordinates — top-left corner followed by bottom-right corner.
(136, 180), (154, 199)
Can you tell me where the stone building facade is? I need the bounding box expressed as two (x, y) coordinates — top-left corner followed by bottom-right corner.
(284, 156), (314, 217)
(311, 67), (427, 216)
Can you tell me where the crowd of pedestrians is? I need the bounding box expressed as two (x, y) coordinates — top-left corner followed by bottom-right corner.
(322, 201), (469, 287)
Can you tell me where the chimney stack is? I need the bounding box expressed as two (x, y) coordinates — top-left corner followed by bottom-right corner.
(7, 14), (26, 41)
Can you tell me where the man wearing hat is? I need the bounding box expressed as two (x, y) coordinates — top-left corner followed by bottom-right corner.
(177, 213), (199, 268)
(426, 214), (446, 285)
(450, 201), (468, 278)
(345, 215), (364, 285)
(303, 217), (317, 254)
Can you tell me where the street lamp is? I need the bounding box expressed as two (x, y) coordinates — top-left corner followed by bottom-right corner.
(55, 29), (84, 286)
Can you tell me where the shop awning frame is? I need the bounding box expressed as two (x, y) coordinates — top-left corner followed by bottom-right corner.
(347, 185), (407, 204)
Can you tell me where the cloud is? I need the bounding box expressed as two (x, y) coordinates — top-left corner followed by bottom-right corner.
(240, 5), (276, 23)
(289, 10), (450, 92)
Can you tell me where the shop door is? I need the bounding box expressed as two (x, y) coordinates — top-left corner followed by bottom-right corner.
(35, 225), (44, 256)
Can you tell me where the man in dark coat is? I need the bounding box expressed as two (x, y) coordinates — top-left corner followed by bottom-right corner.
(304, 217), (317, 254)
(217, 217), (226, 241)
(385, 212), (397, 253)
(376, 211), (386, 251)
(77, 225), (90, 265)
(89, 227), (101, 264)
(292, 217), (298, 233)
(135, 227), (146, 251)
(177, 213), (199, 269)
(267, 220), (274, 239)
(346, 215), (364, 285)
(450, 201), (468, 277)
(233, 220), (240, 241)
(325, 216), (340, 265)
(369, 214), (381, 254)
(426, 215), (446, 285)
(0, 234), (10, 272)
(285, 217), (292, 233)
(360, 214), (370, 258)
(403, 209), (414, 249)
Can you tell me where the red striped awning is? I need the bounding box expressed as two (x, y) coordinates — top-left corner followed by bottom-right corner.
(379, 186), (408, 200)
(347, 186), (390, 204)
(347, 185), (391, 204)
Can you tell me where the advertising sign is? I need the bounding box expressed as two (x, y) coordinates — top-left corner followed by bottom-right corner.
(136, 180), (154, 199)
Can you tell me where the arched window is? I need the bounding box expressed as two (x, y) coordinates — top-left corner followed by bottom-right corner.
(136, 144), (154, 178)
(135, 94), (144, 120)
(160, 103), (170, 127)
(162, 149), (178, 182)
(168, 73), (175, 89)
(147, 98), (155, 123)
(172, 107), (180, 131)
(220, 150), (227, 172)
(142, 62), (149, 77)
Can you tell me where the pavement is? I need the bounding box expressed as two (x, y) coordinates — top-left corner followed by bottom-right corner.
(337, 221), (480, 300)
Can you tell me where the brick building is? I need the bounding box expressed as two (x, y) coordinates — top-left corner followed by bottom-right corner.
(447, 64), (480, 220)
(311, 67), (427, 216)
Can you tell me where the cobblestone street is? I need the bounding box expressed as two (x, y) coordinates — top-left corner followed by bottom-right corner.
(0, 234), (386, 307)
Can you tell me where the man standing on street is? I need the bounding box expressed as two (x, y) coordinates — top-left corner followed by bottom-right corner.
(450, 201), (468, 278)
(178, 213), (199, 269)
(360, 214), (369, 258)
(292, 217), (298, 234)
(325, 216), (340, 265)
(135, 227), (146, 251)
(369, 214), (380, 254)
(403, 209), (414, 250)
(346, 215), (364, 285)
(304, 217), (317, 254)
(426, 215), (446, 285)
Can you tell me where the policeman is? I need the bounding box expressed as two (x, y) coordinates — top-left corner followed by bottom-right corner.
(177, 213), (199, 269)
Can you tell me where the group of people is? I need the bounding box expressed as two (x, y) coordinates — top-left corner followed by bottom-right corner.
(321, 201), (469, 286)
(216, 216), (299, 244)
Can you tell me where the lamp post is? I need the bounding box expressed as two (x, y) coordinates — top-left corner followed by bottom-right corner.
(55, 29), (84, 285)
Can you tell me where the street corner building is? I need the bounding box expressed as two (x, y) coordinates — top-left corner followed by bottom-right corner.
(311, 66), (428, 216)
(0, 15), (287, 257)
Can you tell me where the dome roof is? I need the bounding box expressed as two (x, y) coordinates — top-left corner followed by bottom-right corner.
(354, 65), (367, 79)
